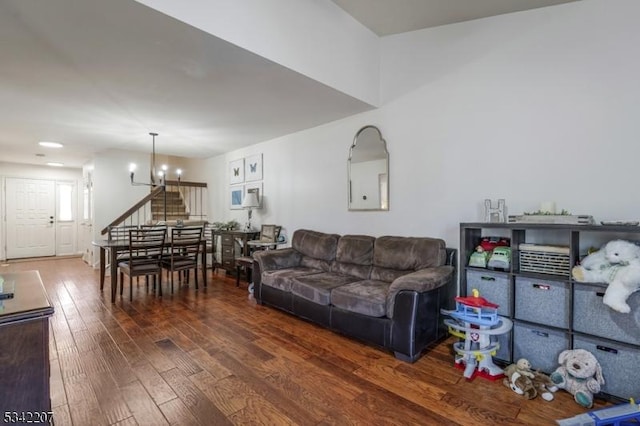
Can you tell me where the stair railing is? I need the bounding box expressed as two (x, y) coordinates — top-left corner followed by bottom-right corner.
(101, 181), (208, 235)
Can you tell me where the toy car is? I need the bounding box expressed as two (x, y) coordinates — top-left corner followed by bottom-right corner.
(488, 246), (511, 270)
(479, 236), (510, 252)
(469, 250), (490, 268)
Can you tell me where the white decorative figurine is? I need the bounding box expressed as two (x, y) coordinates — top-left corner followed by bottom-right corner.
(572, 239), (640, 313)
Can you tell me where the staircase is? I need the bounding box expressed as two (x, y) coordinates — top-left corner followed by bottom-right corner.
(151, 189), (189, 221)
(101, 181), (209, 237)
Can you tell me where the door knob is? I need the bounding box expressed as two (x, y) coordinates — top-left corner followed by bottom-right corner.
(49, 220), (54, 224)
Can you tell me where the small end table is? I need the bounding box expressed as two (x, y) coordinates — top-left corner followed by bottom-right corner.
(235, 256), (254, 287)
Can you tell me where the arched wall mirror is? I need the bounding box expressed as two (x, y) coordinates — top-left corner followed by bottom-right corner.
(348, 125), (389, 211)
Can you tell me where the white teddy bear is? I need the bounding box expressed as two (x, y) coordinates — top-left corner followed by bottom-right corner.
(572, 239), (640, 313)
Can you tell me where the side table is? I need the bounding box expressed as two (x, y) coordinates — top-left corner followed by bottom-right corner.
(235, 256), (254, 287)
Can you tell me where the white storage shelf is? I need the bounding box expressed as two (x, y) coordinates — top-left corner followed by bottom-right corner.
(460, 222), (640, 402)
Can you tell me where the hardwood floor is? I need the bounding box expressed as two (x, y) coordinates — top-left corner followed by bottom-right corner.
(1, 257), (608, 425)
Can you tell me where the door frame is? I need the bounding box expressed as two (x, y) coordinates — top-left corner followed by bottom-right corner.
(1, 176), (79, 261)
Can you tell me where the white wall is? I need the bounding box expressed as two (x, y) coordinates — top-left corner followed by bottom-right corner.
(207, 0), (640, 249)
(92, 150), (149, 241)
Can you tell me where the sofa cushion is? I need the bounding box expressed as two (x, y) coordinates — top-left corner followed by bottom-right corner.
(300, 256), (332, 272)
(292, 229), (340, 262)
(331, 235), (375, 280)
(371, 236), (446, 282)
(331, 280), (390, 318)
(291, 272), (361, 305)
(261, 267), (322, 292)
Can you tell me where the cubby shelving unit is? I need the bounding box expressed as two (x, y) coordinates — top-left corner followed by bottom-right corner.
(460, 222), (640, 401)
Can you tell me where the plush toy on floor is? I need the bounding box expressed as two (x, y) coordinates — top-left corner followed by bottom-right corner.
(571, 239), (640, 313)
(550, 349), (604, 408)
(503, 358), (558, 401)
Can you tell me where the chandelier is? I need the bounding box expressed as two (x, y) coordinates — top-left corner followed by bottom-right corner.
(129, 132), (181, 187)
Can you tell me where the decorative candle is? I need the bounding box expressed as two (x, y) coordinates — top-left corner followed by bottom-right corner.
(540, 201), (556, 214)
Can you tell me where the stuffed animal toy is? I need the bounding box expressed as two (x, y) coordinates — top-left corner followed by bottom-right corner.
(572, 239), (640, 313)
(550, 349), (604, 408)
(531, 371), (559, 401)
(506, 358), (535, 379)
(503, 358), (557, 401)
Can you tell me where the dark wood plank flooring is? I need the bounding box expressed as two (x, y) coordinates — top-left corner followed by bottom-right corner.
(1, 257), (608, 425)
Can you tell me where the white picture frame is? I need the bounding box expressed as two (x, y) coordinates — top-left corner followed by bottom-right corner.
(229, 158), (245, 184)
(244, 153), (263, 182)
(244, 182), (263, 208)
(230, 184), (244, 209)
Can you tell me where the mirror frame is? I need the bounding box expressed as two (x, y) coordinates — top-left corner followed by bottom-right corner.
(348, 125), (389, 211)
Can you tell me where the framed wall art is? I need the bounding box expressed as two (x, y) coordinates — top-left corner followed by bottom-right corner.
(245, 153), (263, 182)
(244, 182), (263, 208)
(229, 158), (245, 184)
(230, 184), (244, 209)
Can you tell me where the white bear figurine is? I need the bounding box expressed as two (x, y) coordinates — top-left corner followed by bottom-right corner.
(572, 239), (640, 313)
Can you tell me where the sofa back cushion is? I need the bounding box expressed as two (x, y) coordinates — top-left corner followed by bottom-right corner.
(370, 236), (447, 282)
(292, 229), (340, 271)
(331, 235), (375, 279)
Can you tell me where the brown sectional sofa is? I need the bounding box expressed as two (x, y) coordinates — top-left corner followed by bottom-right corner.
(252, 229), (456, 362)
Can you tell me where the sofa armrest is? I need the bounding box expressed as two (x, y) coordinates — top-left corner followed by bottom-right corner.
(253, 248), (302, 272)
(386, 265), (454, 318)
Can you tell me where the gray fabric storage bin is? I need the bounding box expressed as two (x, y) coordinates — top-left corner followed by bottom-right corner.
(494, 325), (511, 363)
(573, 335), (640, 400)
(573, 283), (640, 346)
(466, 270), (511, 316)
(515, 276), (569, 328)
(513, 322), (569, 374)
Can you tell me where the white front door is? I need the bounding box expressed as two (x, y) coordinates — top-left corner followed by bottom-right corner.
(6, 178), (56, 259)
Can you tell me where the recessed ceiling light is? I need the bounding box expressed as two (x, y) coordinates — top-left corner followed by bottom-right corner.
(46, 162), (64, 167)
(39, 141), (63, 148)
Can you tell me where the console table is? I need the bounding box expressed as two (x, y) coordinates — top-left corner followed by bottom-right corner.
(0, 270), (55, 421)
(210, 230), (259, 274)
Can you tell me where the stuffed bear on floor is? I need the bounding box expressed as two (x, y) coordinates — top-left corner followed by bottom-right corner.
(550, 349), (604, 408)
(502, 358), (557, 401)
(572, 239), (640, 313)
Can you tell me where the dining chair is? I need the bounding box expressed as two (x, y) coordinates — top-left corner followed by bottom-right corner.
(118, 227), (166, 301)
(107, 225), (138, 277)
(254, 224), (282, 249)
(204, 224), (219, 271)
(161, 226), (204, 294)
(108, 224), (139, 240)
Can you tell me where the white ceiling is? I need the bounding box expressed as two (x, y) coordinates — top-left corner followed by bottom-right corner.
(0, 0), (579, 168)
(330, 0), (579, 36)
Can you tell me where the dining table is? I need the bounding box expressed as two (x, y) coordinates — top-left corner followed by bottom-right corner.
(92, 238), (207, 303)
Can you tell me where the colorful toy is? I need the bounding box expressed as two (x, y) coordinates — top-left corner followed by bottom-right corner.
(503, 359), (558, 401)
(479, 236), (510, 252)
(441, 289), (513, 380)
(572, 239), (640, 313)
(469, 247), (490, 268)
(488, 246), (511, 270)
(468, 237), (510, 269)
(550, 349), (605, 408)
(556, 398), (640, 426)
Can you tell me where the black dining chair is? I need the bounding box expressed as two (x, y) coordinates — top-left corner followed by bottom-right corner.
(161, 226), (204, 293)
(118, 227), (166, 301)
(107, 224), (138, 260)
